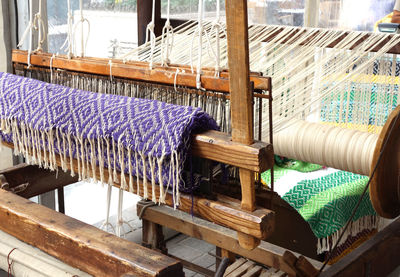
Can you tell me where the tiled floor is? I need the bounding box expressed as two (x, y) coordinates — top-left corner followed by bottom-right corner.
(166, 235), (217, 277)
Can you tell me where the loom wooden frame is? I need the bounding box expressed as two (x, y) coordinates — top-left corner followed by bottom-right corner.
(1, 0), (399, 276)
(10, 48), (277, 239)
(11, 50), (272, 94)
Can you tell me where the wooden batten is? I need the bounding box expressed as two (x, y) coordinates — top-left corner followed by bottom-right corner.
(11, 49), (271, 93)
(0, 188), (184, 277)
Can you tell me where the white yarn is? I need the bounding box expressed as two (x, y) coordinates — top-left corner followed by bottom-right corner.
(210, 0), (225, 76)
(99, 184), (116, 234)
(18, 0), (35, 68)
(161, 0), (174, 66)
(60, 0), (74, 59)
(190, 0), (205, 89)
(49, 54), (56, 83)
(125, 24), (400, 134)
(108, 59), (113, 82)
(73, 0), (90, 57)
(146, 0), (157, 69)
(33, 0), (46, 52)
(115, 189), (134, 238)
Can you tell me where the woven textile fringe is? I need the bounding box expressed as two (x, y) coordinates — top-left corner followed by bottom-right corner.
(0, 73), (218, 206)
(317, 215), (380, 254)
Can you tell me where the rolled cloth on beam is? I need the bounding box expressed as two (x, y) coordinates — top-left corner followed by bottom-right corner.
(0, 72), (218, 206)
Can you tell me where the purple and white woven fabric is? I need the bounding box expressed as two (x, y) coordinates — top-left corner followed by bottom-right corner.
(0, 72), (218, 205)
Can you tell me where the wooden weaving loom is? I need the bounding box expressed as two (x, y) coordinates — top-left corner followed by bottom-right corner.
(1, 1), (400, 277)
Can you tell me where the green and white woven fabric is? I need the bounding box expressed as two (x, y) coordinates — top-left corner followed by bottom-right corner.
(262, 158), (378, 253)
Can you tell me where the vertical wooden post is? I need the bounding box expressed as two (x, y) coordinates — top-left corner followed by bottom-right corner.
(225, 0), (259, 249)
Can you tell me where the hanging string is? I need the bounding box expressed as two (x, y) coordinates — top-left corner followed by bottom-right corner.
(211, 0), (224, 76)
(60, 0), (74, 58)
(33, 0), (45, 52)
(191, 0), (204, 90)
(73, 0), (90, 57)
(108, 59), (113, 82)
(116, 189), (124, 237)
(99, 184), (116, 234)
(115, 189), (134, 238)
(50, 53), (56, 83)
(146, 0), (157, 69)
(161, 0), (174, 66)
(17, 0), (35, 68)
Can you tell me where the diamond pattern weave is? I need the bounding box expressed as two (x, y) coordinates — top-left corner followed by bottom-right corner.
(0, 72), (218, 205)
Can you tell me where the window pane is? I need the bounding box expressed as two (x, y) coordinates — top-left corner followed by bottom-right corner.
(47, 0), (138, 58)
(319, 0), (395, 31)
(161, 0), (304, 26)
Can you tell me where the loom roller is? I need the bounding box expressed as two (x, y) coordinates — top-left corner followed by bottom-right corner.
(273, 106), (400, 219)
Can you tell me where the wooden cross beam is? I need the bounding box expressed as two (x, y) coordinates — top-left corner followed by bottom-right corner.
(0, 188), (184, 277)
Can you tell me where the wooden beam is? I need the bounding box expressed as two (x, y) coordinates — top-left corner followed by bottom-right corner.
(225, 0), (253, 146)
(192, 130), (273, 172)
(0, 163), (78, 199)
(1, 141), (274, 240)
(136, 203), (325, 276)
(0, 188), (184, 277)
(142, 219), (168, 254)
(225, 0), (258, 249)
(320, 217), (400, 277)
(11, 50), (272, 93)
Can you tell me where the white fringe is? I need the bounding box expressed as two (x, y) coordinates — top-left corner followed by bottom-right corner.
(0, 118), (180, 205)
(317, 215), (380, 254)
